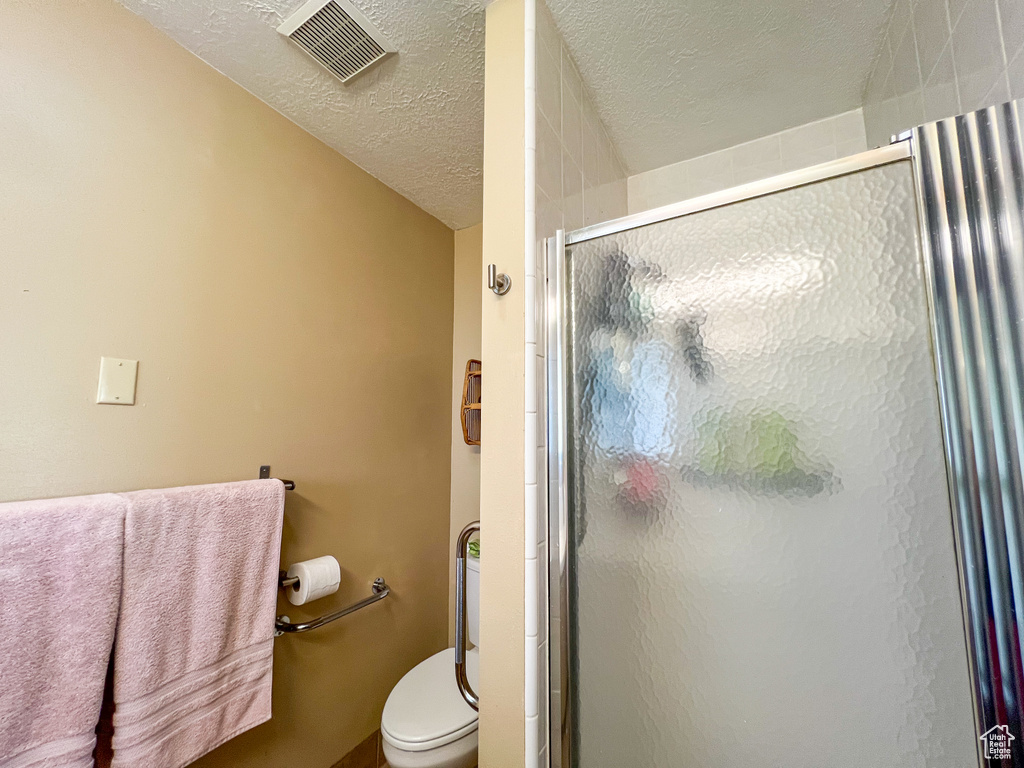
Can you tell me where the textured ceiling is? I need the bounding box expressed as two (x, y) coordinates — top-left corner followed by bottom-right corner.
(544, 0), (893, 174)
(117, 0), (893, 227)
(116, 0), (486, 229)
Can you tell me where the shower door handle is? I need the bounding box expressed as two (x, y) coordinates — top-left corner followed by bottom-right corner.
(455, 520), (480, 710)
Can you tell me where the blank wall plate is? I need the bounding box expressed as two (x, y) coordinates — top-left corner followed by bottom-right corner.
(96, 357), (138, 405)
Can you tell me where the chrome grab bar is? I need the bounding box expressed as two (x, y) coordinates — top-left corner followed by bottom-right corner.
(455, 521), (480, 710)
(275, 577), (389, 635)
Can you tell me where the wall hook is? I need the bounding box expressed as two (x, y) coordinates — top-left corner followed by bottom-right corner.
(488, 264), (512, 296)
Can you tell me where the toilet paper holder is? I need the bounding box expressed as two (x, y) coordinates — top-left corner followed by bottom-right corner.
(275, 576), (390, 635)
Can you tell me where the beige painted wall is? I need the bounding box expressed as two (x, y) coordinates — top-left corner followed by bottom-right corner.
(448, 225), (483, 644)
(0, 2), (454, 767)
(480, 0), (527, 765)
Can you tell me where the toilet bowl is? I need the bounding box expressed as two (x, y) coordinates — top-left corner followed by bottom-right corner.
(381, 647), (479, 768)
(382, 553), (480, 768)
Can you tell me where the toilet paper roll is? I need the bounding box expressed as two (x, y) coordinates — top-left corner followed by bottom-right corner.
(285, 555), (341, 606)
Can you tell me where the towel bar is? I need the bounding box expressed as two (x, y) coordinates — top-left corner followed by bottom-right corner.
(274, 577), (389, 635)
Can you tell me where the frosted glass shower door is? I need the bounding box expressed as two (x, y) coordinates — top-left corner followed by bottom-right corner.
(559, 160), (978, 767)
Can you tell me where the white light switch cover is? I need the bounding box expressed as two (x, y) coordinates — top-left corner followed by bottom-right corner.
(96, 357), (138, 405)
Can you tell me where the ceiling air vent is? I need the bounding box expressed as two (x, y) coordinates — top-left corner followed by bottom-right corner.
(277, 0), (395, 84)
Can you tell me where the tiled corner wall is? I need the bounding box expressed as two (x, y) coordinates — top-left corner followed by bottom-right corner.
(626, 109), (868, 214)
(525, 2), (629, 767)
(862, 0), (1024, 147)
(534, 4), (629, 237)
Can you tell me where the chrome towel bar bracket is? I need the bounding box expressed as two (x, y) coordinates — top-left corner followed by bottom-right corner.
(274, 577), (389, 636)
(258, 465), (295, 490)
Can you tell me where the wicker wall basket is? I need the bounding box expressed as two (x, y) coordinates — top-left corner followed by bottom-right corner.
(461, 359), (481, 445)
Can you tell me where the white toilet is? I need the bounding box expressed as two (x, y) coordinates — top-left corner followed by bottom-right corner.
(381, 554), (480, 768)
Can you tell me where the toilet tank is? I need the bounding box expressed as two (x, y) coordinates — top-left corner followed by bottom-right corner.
(467, 553), (480, 648)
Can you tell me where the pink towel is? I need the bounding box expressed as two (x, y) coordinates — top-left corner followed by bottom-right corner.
(110, 480), (285, 768)
(0, 493), (126, 768)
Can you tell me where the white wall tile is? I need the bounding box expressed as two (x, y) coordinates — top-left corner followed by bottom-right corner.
(863, 0), (1019, 141)
(892, 21), (924, 98)
(536, 351), (546, 417)
(525, 343), (537, 406)
(952, 0), (1006, 110)
(1001, 0), (1024, 62)
(536, 2), (560, 62)
(525, 637), (539, 717)
(536, 641), (548, 727)
(780, 118), (835, 155)
(779, 118), (837, 171)
(890, 0), (916, 50)
(949, 0), (971, 28)
(525, 714), (539, 760)
(562, 153), (584, 231)
(834, 109), (868, 147)
(731, 134), (782, 168)
(1010, 45), (1024, 98)
(786, 145), (839, 172)
(561, 90), (583, 170)
(525, 557), (539, 638)
(836, 138), (869, 157)
(687, 148), (734, 179)
(537, 117), (562, 202)
(875, 33), (896, 90)
(983, 71), (1012, 104)
(583, 187), (601, 226)
(626, 109), (867, 213)
(525, 483), (538, 560)
(538, 188), (562, 236)
(537, 46), (561, 135)
(899, 88), (927, 127)
(582, 122), (602, 189)
(873, 73), (902, 145)
(916, 0), (953, 80)
(733, 160), (784, 185)
(598, 140), (617, 186)
(560, 48), (582, 107)
(525, 412), (538, 485)
(534, 270), (546, 332)
(923, 42), (962, 118)
(535, 480), (546, 548)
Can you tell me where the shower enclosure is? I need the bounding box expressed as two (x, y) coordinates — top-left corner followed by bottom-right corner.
(546, 101), (1024, 767)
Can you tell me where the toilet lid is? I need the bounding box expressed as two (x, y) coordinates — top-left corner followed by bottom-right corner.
(381, 648), (479, 751)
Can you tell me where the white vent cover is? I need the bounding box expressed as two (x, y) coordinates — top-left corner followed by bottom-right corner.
(278, 0), (395, 84)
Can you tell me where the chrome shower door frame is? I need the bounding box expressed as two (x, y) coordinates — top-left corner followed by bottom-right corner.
(544, 137), (991, 768)
(911, 99), (1024, 766)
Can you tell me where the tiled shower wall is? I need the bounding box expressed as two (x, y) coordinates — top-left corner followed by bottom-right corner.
(862, 0), (1024, 147)
(525, 2), (629, 766)
(627, 109), (868, 214)
(534, 4), (629, 236)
